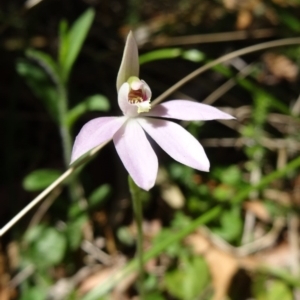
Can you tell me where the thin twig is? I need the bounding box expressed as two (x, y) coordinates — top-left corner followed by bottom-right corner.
(201, 218), (285, 257)
(202, 64), (254, 105)
(0, 168), (73, 237)
(27, 187), (62, 229)
(0, 141), (109, 237)
(152, 29), (276, 46)
(152, 37), (300, 106)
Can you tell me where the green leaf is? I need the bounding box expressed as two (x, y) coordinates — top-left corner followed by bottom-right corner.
(144, 292), (165, 300)
(23, 169), (62, 191)
(139, 48), (182, 64)
(34, 227), (67, 266)
(66, 215), (88, 250)
(59, 8), (95, 81)
(267, 280), (293, 300)
(81, 206), (222, 299)
(24, 226), (67, 267)
(16, 59), (59, 121)
(24, 224), (46, 244)
(58, 19), (69, 68)
(213, 206), (242, 242)
(66, 94), (110, 128)
(164, 255), (210, 300)
(117, 226), (135, 246)
(213, 165), (242, 185)
(182, 49), (205, 62)
(20, 286), (47, 300)
(26, 49), (61, 84)
(139, 48), (205, 65)
(88, 184), (111, 207)
(254, 277), (293, 300)
(278, 10), (300, 32)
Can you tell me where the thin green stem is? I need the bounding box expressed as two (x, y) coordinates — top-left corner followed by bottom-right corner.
(128, 176), (145, 299)
(57, 82), (72, 167)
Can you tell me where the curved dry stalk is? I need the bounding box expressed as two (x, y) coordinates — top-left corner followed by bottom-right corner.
(0, 141), (110, 237)
(2, 38), (300, 237)
(153, 28), (275, 46)
(152, 37), (300, 106)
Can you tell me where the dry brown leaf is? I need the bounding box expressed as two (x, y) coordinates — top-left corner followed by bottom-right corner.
(186, 231), (239, 300)
(0, 287), (10, 300)
(240, 242), (292, 270)
(223, 0), (262, 11)
(263, 189), (291, 206)
(236, 10), (253, 29)
(243, 201), (271, 222)
(161, 184), (185, 209)
(156, 168), (185, 209)
(78, 267), (114, 295)
(263, 52), (299, 82)
(78, 265), (125, 295)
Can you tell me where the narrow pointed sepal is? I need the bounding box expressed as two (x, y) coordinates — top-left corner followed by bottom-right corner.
(116, 31), (139, 91)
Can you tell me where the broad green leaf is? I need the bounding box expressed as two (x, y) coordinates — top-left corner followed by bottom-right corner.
(213, 206), (242, 242)
(16, 59), (59, 121)
(20, 286), (47, 300)
(267, 280), (293, 300)
(254, 277), (293, 300)
(213, 165), (242, 185)
(145, 293), (165, 300)
(23, 169), (62, 191)
(59, 8), (95, 81)
(66, 94), (110, 128)
(33, 227), (67, 266)
(88, 184), (111, 207)
(24, 226), (67, 267)
(24, 224), (46, 244)
(164, 255), (210, 300)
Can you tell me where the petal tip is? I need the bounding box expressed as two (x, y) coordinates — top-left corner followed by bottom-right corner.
(116, 31), (139, 91)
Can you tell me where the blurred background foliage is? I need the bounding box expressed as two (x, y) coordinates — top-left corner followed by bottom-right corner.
(1, 0), (300, 299)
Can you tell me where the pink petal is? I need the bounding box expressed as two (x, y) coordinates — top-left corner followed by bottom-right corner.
(138, 117), (210, 171)
(71, 116), (127, 164)
(116, 32), (139, 91)
(145, 100), (234, 121)
(113, 119), (158, 191)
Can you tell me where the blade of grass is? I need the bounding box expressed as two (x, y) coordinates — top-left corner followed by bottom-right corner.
(82, 206), (222, 300)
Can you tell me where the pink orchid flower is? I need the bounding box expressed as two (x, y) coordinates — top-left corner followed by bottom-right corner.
(71, 32), (234, 191)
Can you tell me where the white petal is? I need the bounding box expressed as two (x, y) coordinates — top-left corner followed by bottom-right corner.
(118, 82), (139, 117)
(138, 117), (210, 171)
(113, 119), (158, 191)
(71, 116), (127, 164)
(145, 100), (235, 121)
(116, 32), (139, 91)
